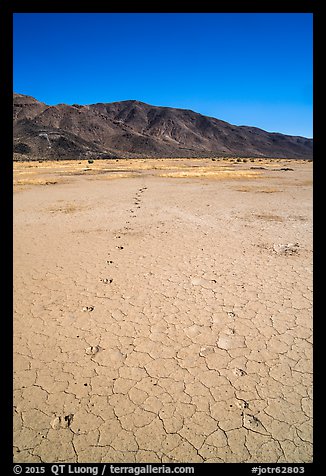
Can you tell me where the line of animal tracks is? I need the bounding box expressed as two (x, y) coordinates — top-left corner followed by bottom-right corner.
(13, 161), (313, 463)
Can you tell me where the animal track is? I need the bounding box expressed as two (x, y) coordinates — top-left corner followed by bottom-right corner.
(14, 170), (312, 463)
(82, 306), (94, 312)
(273, 242), (299, 255)
(85, 345), (100, 355)
(50, 414), (74, 430)
(234, 368), (247, 376)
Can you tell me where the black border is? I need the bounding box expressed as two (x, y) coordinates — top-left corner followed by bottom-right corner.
(2, 0), (319, 13)
(3, 1), (320, 474)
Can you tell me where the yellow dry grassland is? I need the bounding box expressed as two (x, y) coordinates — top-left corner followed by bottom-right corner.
(13, 157), (309, 189)
(158, 167), (260, 179)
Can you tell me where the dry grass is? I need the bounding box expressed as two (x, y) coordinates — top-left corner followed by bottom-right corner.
(13, 157), (310, 188)
(158, 170), (260, 179)
(14, 178), (60, 186)
(14, 158), (263, 185)
(89, 172), (140, 180)
(298, 179), (313, 187)
(47, 202), (90, 214)
(254, 213), (284, 222)
(235, 185), (282, 193)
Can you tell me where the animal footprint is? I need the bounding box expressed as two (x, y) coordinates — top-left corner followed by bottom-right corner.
(82, 306), (94, 312)
(85, 345), (100, 355)
(234, 368), (247, 376)
(199, 346), (215, 357)
(51, 414), (74, 429)
(243, 413), (269, 434)
(273, 242), (299, 255)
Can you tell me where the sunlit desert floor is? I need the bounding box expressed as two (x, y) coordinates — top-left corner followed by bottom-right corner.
(13, 157), (313, 463)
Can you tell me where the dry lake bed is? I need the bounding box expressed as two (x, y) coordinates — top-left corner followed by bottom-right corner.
(13, 157), (313, 463)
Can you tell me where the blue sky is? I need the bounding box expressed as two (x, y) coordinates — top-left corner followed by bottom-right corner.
(13, 13), (313, 137)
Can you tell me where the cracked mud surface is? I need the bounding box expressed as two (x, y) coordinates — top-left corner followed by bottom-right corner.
(13, 159), (312, 463)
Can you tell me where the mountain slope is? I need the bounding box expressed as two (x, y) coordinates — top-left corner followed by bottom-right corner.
(13, 93), (313, 160)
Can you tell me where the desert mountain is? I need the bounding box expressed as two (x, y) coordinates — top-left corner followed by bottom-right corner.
(13, 93), (313, 160)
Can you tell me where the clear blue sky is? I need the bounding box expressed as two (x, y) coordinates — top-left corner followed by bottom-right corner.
(13, 13), (313, 138)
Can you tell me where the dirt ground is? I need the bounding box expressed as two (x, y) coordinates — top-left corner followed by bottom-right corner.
(13, 158), (313, 463)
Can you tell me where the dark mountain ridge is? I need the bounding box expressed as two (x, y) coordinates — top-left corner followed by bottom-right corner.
(13, 93), (313, 160)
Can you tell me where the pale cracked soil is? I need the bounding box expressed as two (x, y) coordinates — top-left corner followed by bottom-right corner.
(13, 159), (313, 463)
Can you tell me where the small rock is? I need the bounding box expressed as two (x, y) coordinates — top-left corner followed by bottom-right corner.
(227, 311), (235, 318)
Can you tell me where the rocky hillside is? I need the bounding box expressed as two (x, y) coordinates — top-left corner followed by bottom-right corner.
(13, 93), (313, 160)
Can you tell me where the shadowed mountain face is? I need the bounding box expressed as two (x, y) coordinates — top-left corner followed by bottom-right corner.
(13, 93), (313, 160)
